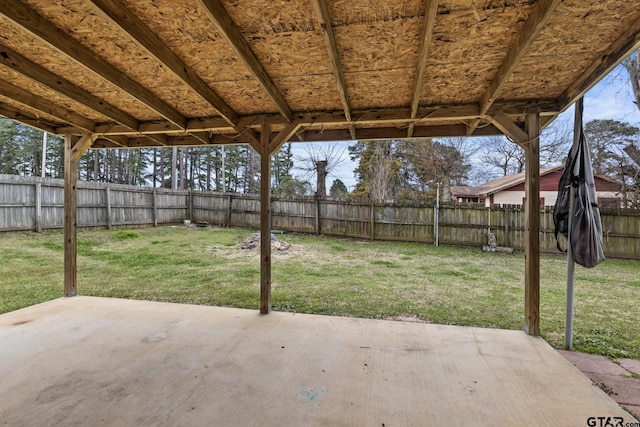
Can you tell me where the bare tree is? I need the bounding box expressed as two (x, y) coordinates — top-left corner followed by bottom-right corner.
(480, 136), (525, 177)
(294, 143), (348, 193)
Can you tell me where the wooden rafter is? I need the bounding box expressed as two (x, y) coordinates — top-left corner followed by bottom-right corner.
(92, 138), (122, 149)
(145, 133), (168, 146)
(0, 43), (139, 131)
(102, 135), (129, 147)
(189, 132), (213, 145)
(0, 80), (95, 132)
(197, 0), (293, 121)
(88, 0), (238, 127)
(560, 15), (640, 108)
(467, 0), (562, 135)
(310, 0), (354, 139)
(408, 0), (438, 138)
(0, 102), (58, 133)
(0, 0), (187, 129)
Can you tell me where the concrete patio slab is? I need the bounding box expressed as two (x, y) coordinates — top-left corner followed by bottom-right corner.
(1, 297), (637, 426)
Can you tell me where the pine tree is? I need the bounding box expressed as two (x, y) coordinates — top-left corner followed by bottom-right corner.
(329, 179), (348, 198)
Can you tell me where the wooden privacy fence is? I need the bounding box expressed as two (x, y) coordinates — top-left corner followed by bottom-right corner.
(2, 174), (639, 259)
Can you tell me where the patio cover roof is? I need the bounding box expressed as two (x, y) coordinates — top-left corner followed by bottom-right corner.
(0, 0), (639, 147)
(1, 0), (639, 337)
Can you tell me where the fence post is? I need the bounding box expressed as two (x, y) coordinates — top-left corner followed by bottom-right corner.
(370, 201), (375, 241)
(188, 190), (193, 222)
(505, 206), (511, 248)
(152, 188), (158, 227)
(105, 186), (112, 229)
(35, 182), (42, 233)
(315, 197), (321, 235)
(225, 195), (233, 228)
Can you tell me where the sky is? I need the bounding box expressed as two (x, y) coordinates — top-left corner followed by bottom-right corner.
(292, 64), (640, 192)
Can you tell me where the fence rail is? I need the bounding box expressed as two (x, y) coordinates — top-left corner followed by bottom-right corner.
(1, 174), (639, 259)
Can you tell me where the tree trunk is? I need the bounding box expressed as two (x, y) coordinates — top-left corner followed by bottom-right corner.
(171, 147), (178, 190)
(316, 160), (328, 198)
(624, 50), (640, 111)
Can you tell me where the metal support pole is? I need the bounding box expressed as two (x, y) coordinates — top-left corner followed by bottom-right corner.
(565, 186), (576, 350)
(565, 98), (583, 350)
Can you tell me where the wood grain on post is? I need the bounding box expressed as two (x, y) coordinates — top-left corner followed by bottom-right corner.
(260, 124), (272, 314)
(524, 113), (541, 336)
(64, 135), (78, 297)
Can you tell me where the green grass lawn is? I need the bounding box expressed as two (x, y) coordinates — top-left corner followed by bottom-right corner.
(1, 226), (638, 359)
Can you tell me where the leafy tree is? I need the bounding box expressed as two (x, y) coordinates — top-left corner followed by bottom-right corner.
(0, 119), (21, 174)
(398, 138), (471, 200)
(584, 120), (639, 175)
(349, 139), (471, 201)
(349, 140), (402, 201)
(329, 179), (348, 198)
(0, 119), (65, 177)
(272, 143), (294, 190)
(273, 174), (309, 197)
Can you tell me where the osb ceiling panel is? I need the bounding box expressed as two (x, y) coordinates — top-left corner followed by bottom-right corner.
(0, 15), (164, 121)
(0, 0), (638, 146)
(503, 0), (640, 100)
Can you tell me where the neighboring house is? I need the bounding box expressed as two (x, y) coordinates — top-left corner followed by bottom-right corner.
(451, 166), (622, 208)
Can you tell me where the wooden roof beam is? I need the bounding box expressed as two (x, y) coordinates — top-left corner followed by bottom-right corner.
(296, 123), (503, 142)
(310, 0), (352, 138)
(560, 15), (640, 109)
(88, 0), (238, 127)
(0, 102), (58, 134)
(197, 0), (293, 121)
(66, 100), (559, 137)
(0, 81), (95, 132)
(144, 133), (168, 146)
(0, 0), (187, 129)
(408, 0), (438, 138)
(92, 138), (122, 149)
(468, 0), (562, 135)
(0, 43), (139, 131)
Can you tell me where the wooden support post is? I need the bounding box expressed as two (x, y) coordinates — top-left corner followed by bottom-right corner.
(188, 190), (194, 222)
(260, 124), (272, 314)
(64, 135), (79, 297)
(524, 113), (541, 336)
(105, 186), (112, 229)
(35, 182), (42, 233)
